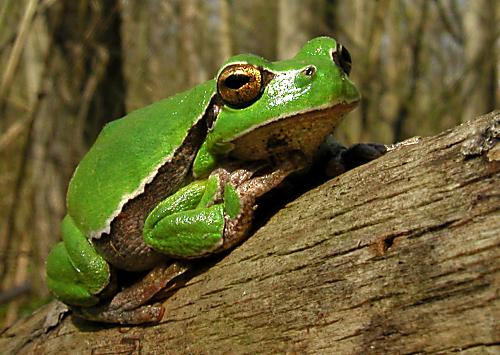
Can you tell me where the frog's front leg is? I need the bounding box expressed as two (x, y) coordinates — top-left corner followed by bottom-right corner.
(319, 137), (387, 177)
(143, 156), (305, 258)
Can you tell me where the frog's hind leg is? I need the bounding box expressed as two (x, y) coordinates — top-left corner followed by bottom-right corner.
(46, 216), (111, 307)
(73, 262), (188, 324)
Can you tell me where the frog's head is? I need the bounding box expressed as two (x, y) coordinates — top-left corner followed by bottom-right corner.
(194, 37), (360, 177)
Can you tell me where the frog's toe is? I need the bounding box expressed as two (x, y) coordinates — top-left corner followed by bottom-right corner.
(74, 303), (165, 325)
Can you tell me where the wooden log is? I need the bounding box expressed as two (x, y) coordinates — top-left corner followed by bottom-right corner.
(1, 111), (499, 354)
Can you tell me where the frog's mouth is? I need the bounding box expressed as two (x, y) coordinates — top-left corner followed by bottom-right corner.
(228, 101), (358, 161)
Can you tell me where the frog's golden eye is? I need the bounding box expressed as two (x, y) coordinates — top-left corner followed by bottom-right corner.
(332, 43), (352, 76)
(217, 64), (263, 108)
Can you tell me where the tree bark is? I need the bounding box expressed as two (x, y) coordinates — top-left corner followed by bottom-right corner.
(1, 111), (498, 354)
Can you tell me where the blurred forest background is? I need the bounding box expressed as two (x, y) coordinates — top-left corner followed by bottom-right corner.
(0, 0), (498, 327)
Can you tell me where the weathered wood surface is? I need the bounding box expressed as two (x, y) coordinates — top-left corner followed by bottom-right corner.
(1, 112), (499, 354)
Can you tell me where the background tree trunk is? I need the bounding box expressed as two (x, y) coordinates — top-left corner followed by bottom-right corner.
(0, 0), (125, 326)
(277, 0), (309, 59)
(463, 0), (498, 123)
(1, 112), (498, 354)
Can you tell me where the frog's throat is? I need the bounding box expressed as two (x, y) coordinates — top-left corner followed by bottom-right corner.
(233, 100), (359, 141)
(227, 101), (359, 161)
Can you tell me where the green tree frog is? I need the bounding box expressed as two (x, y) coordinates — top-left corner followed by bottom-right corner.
(46, 37), (360, 324)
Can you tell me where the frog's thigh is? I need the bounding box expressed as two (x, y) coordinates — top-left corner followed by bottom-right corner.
(46, 216), (110, 306)
(144, 204), (225, 258)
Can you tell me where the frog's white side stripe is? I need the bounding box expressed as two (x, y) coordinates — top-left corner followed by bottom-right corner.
(89, 112), (209, 240)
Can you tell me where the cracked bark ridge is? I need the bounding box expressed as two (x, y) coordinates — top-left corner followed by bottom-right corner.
(1, 111), (499, 354)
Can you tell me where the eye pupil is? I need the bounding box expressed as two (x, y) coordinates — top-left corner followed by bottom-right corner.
(224, 74), (251, 89)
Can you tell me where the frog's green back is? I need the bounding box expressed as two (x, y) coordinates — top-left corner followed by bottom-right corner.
(67, 80), (216, 238)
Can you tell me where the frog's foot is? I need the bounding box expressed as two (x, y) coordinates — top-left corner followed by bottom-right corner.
(73, 262), (188, 324)
(322, 140), (386, 177)
(73, 302), (165, 325)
